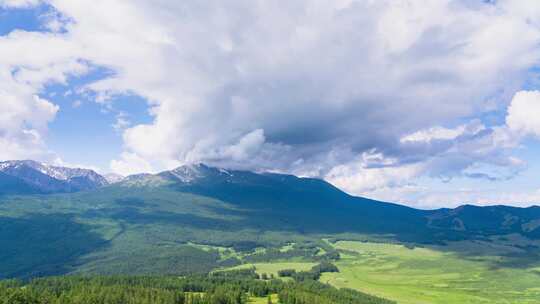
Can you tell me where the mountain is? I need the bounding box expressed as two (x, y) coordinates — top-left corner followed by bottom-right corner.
(104, 173), (125, 184)
(147, 164), (540, 240)
(0, 171), (41, 195)
(0, 161), (539, 279)
(0, 160), (108, 193)
(427, 204), (540, 239)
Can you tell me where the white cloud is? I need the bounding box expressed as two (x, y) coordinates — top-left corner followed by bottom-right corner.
(0, 0), (41, 8)
(327, 115), (527, 204)
(46, 0), (537, 179)
(0, 91), (58, 161)
(326, 158), (424, 195)
(506, 90), (540, 137)
(112, 112), (131, 132)
(400, 122), (486, 144)
(0, 27), (85, 162)
(110, 152), (155, 176)
(185, 129), (267, 163)
(3, 1), (540, 206)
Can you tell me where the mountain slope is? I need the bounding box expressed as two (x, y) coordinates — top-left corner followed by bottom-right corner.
(427, 204), (540, 239)
(0, 171), (40, 195)
(0, 162), (539, 279)
(0, 160), (108, 193)
(148, 164), (540, 240)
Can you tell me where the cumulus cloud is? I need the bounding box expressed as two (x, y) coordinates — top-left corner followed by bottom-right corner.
(110, 152), (155, 176)
(328, 111), (528, 201)
(3, 0), (540, 205)
(40, 0), (539, 177)
(0, 25), (84, 162)
(506, 90), (540, 137)
(331, 86), (540, 205)
(326, 158), (424, 194)
(79, 1), (540, 175)
(0, 84), (59, 161)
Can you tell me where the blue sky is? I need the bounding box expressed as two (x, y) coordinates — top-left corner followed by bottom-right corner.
(43, 68), (152, 170)
(0, 3), (45, 34)
(1, 0), (540, 208)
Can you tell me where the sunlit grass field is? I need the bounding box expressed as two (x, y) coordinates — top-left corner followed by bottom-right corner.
(228, 262), (317, 277)
(218, 239), (540, 303)
(248, 294), (278, 304)
(319, 241), (540, 304)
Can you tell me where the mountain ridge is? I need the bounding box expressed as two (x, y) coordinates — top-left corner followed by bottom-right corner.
(1, 160), (538, 211)
(116, 162), (540, 240)
(1, 159), (539, 240)
(1, 159), (540, 279)
(0, 160), (108, 193)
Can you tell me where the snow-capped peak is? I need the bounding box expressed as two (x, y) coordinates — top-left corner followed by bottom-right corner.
(168, 163), (207, 183)
(104, 173), (125, 184)
(0, 160), (103, 182)
(160, 163), (235, 184)
(0, 160), (109, 193)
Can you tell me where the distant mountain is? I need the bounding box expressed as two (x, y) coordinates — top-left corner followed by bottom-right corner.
(427, 204), (540, 239)
(0, 160), (108, 193)
(104, 173), (125, 184)
(0, 171), (41, 195)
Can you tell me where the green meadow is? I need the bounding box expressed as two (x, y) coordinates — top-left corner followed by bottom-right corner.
(248, 294), (279, 304)
(228, 262), (318, 278)
(319, 241), (540, 304)
(219, 240), (540, 303)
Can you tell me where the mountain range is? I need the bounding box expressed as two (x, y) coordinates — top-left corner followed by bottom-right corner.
(0, 160), (539, 278)
(0, 160), (108, 194)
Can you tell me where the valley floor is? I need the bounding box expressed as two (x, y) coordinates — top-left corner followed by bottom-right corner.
(2, 187), (540, 303)
(224, 240), (540, 304)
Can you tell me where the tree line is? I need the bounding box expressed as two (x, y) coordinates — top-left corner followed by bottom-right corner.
(0, 267), (394, 304)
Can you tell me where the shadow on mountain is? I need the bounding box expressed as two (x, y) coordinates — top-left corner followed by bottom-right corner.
(109, 207), (236, 229)
(164, 182), (444, 244)
(0, 213), (107, 279)
(497, 250), (540, 269)
(429, 241), (540, 270)
(85, 199), (540, 272)
(4, 164), (540, 279)
(115, 197), (157, 207)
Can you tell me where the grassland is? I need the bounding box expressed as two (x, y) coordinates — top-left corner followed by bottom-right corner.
(187, 293), (278, 304)
(248, 294), (278, 304)
(227, 261), (317, 277)
(319, 240), (540, 304)
(217, 239), (540, 303)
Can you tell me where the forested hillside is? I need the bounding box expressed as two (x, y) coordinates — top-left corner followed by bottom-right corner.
(1, 164), (540, 279)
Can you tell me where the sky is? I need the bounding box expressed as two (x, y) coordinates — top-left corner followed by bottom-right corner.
(1, 0), (540, 209)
